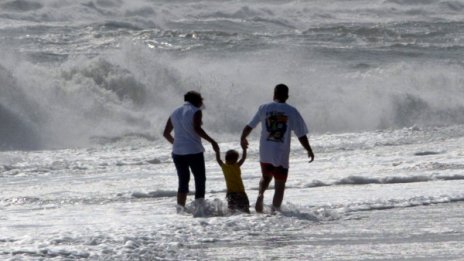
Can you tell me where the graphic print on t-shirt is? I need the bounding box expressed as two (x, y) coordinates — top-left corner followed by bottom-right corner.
(265, 111), (288, 142)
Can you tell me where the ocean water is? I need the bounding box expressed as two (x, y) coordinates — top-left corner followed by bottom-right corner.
(1, 0), (464, 260)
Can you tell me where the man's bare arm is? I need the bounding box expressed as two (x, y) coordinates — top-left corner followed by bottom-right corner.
(240, 125), (253, 149)
(298, 135), (315, 163)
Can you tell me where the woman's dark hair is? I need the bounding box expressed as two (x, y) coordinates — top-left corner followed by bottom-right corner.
(184, 91), (203, 107)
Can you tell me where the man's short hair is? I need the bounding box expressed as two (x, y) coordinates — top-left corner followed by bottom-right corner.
(184, 91), (203, 106)
(274, 84), (289, 99)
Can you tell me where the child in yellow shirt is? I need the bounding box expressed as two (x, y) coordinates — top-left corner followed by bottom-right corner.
(215, 145), (250, 213)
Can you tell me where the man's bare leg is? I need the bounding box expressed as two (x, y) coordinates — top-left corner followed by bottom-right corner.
(255, 175), (272, 213)
(272, 179), (286, 212)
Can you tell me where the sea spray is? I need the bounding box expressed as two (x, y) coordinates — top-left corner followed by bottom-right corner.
(2, 0), (464, 150)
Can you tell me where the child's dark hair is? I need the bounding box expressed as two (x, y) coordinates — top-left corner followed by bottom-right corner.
(225, 150), (239, 162)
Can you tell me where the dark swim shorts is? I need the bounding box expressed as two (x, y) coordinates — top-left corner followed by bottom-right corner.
(260, 162), (289, 182)
(226, 192), (250, 213)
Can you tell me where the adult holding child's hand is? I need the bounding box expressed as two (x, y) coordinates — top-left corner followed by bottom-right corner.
(163, 91), (218, 208)
(240, 84), (315, 213)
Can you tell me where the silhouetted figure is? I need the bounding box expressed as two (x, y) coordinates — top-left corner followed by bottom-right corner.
(215, 144), (250, 213)
(240, 84), (314, 213)
(163, 91), (219, 208)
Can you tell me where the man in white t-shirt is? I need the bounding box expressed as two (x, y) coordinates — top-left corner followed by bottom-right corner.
(163, 91), (219, 207)
(240, 84), (314, 213)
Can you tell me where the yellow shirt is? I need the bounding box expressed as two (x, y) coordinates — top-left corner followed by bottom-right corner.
(221, 164), (245, 193)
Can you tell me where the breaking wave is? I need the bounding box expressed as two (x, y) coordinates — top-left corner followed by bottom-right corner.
(2, 0), (464, 150)
(304, 173), (464, 188)
(3, 45), (464, 151)
(342, 194), (464, 212)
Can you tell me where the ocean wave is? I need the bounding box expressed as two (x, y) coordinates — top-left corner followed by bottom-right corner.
(0, 196), (120, 208)
(385, 0), (435, 5)
(1, 188), (183, 207)
(257, 194), (464, 221)
(303, 21), (464, 50)
(392, 93), (464, 128)
(98, 21), (143, 31)
(440, 1), (464, 11)
(7, 248), (90, 259)
(0, 103), (40, 150)
(0, 65), (41, 150)
(90, 132), (156, 145)
(2, 0), (464, 150)
(202, 6), (264, 20)
(0, 190), (177, 208)
(304, 173), (464, 188)
(343, 194), (464, 213)
(0, 161), (89, 177)
(0, 0), (43, 12)
(61, 58), (148, 106)
(303, 24), (398, 39)
(335, 175), (430, 185)
(131, 190), (178, 199)
(413, 151), (443, 156)
(0, 196), (41, 206)
(271, 195), (464, 222)
(277, 203), (341, 221)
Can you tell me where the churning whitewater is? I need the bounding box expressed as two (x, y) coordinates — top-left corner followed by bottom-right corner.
(1, 0), (464, 260)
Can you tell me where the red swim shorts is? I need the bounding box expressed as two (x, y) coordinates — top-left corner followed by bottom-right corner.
(260, 162), (289, 182)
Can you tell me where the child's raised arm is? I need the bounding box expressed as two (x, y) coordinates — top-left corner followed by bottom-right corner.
(238, 145), (247, 167)
(215, 148), (224, 166)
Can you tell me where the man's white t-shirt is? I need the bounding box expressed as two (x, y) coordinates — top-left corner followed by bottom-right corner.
(170, 103), (205, 155)
(247, 101), (308, 168)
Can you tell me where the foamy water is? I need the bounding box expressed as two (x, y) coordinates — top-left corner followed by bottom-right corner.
(2, 126), (464, 260)
(1, 0), (464, 260)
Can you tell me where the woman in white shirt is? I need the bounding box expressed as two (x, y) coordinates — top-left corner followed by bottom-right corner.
(163, 91), (219, 207)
